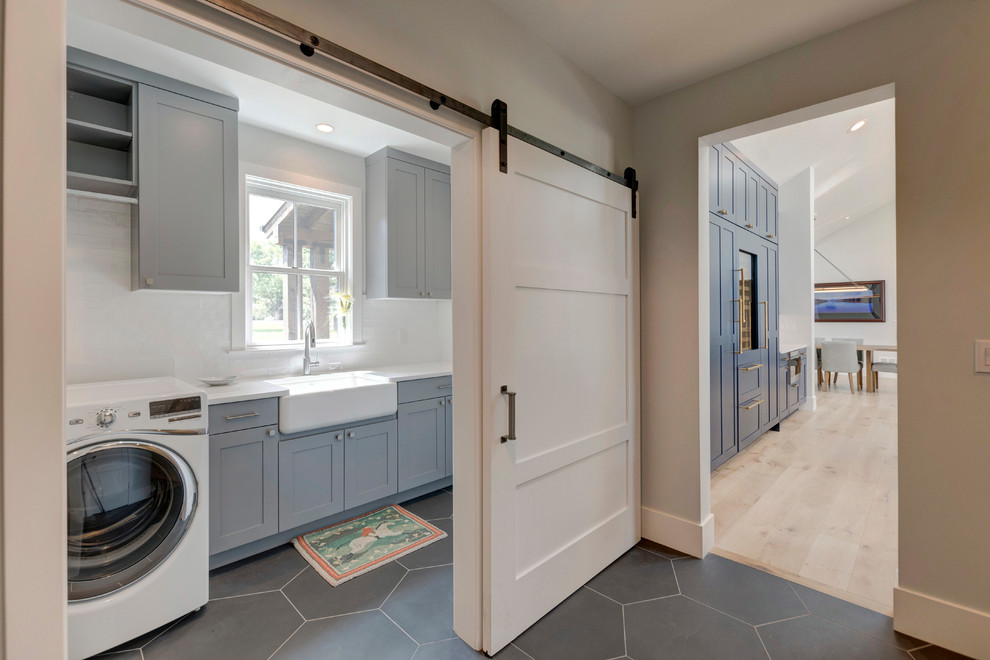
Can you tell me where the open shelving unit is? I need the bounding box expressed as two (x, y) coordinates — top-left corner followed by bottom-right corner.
(66, 65), (137, 202)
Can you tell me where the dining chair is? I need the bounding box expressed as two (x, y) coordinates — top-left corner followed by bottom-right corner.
(815, 337), (824, 390)
(871, 360), (898, 390)
(833, 338), (865, 390)
(820, 340), (862, 394)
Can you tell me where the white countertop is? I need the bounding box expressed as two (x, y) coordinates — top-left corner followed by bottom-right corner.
(195, 361), (452, 405)
(366, 361), (452, 382)
(198, 379), (289, 405)
(779, 342), (809, 354)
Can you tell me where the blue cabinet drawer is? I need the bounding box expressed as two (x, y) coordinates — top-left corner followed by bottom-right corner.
(737, 362), (765, 403)
(738, 397), (763, 446)
(397, 376), (452, 404)
(209, 398), (279, 434)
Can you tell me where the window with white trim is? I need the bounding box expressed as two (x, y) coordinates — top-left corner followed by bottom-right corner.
(245, 175), (353, 347)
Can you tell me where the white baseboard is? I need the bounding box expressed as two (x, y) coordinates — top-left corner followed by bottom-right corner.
(641, 506), (714, 558)
(894, 586), (990, 659)
(800, 394), (817, 411)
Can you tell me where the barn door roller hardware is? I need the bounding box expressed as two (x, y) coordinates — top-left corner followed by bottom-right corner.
(200, 0), (638, 216)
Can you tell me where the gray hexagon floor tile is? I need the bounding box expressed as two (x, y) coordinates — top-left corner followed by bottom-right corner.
(412, 637), (531, 659)
(789, 582), (923, 650)
(271, 610), (416, 660)
(209, 544), (307, 599)
(399, 518), (453, 570)
(93, 651), (142, 659)
(673, 554), (806, 625)
(512, 587), (625, 660)
(585, 547), (678, 604)
(142, 591), (302, 660)
(910, 645), (976, 659)
(382, 564), (454, 643)
(402, 490), (453, 521)
(282, 560), (407, 619)
(636, 538), (690, 560)
(625, 595), (768, 660)
(96, 614), (189, 655)
(758, 613), (910, 659)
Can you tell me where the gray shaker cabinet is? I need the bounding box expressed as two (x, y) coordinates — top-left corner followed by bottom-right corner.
(444, 395), (453, 477)
(343, 419), (399, 510)
(397, 397), (447, 491)
(366, 148), (451, 299)
(278, 430), (345, 532)
(133, 84), (239, 292)
(209, 399), (279, 555)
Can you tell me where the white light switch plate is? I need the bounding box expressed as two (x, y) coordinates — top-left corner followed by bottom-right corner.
(975, 340), (990, 373)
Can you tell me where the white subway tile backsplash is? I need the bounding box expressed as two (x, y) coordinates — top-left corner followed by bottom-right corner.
(66, 200), (449, 384)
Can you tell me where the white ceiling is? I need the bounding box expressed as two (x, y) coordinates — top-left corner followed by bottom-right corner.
(731, 98), (895, 241)
(486, 0), (914, 105)
(67, 1), (453, 164)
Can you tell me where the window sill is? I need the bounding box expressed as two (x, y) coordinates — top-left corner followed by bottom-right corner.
(232, 341), (366, 354)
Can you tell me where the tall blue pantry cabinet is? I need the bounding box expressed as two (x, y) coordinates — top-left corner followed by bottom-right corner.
(710, 142), (782, 470)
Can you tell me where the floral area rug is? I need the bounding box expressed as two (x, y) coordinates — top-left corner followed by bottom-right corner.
(292, 505), (447, 586)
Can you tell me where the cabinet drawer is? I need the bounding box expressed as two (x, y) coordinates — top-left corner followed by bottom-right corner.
(737, 362), (765, 403)
(397, 376), (452, 404)
(209, 398), (278, 434)
(738, 397), (763, 444)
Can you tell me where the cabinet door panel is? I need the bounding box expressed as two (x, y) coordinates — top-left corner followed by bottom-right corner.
(425, 168), (452, 299)
(136, 85), (238, 291)
(767, 188), (779, 241)
(709, 145), (721, 213)
(278, 431), (344, 531)
(387, 159), (426, 297)
(710, 217), (737, 469)
(344, 420), (398, 510)
(719, 148), (740, 223)
(210, 426), (278, 554)
(397, 398), (446, 491)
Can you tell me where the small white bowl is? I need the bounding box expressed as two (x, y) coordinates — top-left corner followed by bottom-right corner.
(198, 376), (238, 387)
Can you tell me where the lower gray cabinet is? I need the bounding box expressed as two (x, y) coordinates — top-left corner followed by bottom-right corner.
(398, 397), (447, 491)
(344, 420), (398, 510)
(209, 424), (279, 554)
(278, 430), (344, 532)
(444, 395), (453, 477)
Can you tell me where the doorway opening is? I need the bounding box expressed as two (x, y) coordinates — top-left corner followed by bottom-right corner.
(65, 0), (484, 656)
(700, 86), (898, 614)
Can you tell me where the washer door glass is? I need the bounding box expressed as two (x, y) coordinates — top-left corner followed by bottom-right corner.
(67, 441), (197, 601)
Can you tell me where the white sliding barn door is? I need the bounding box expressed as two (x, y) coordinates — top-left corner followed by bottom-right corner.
(481, 128), (640, 654)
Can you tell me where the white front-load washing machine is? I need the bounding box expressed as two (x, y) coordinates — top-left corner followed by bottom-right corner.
(66, 377), (209, 660)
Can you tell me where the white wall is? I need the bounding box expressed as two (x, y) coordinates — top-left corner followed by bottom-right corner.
(252, 0), (633, 174)
(814, 202), (897, 346)
(778, 167), (816, 405)
(65, 124), (451, 384)
(634, 2), (990, 655)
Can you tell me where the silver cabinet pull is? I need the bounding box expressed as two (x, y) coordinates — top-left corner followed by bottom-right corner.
(348, 432), (355, 438)
(437, 384), (453, 389)
(500, 385), (516, 443)
(225, 412), (260, 421)
(267, 429), (276, 437)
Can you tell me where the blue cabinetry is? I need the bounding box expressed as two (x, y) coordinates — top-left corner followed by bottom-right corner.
(710, 141), (782, 471)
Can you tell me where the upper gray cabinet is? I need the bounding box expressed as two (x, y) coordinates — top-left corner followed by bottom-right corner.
(66, 48), (239, 293)
(366, 148), (451, 299)
(134, 85), (238, 292)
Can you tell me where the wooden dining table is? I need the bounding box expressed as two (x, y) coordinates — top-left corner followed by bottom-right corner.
(815, 343), (897, 393)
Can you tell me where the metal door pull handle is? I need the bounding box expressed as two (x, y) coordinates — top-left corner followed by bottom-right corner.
(500, 385), (516, 443)
(740, 364), (763, 371)
(437, 384), (453, 389)
(225, 412), (260, 421)
(741, 399), (764, 410)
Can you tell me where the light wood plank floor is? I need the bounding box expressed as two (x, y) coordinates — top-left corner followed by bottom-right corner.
(711, 376), (898, 614)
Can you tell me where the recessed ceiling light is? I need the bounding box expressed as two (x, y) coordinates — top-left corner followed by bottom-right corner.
(848, 120), (867, 132)
(844, 216), (851, 220)
(315, 123), (335, 133)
